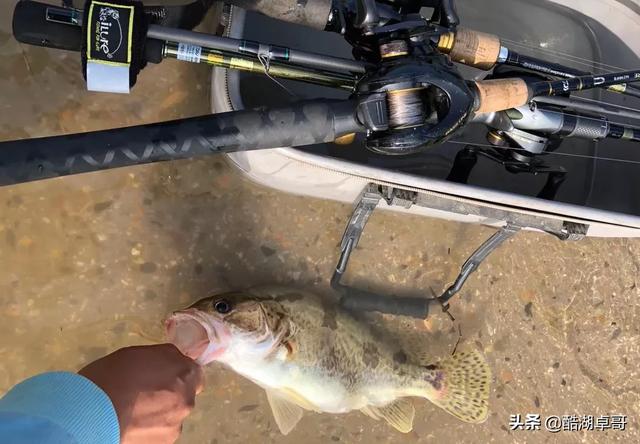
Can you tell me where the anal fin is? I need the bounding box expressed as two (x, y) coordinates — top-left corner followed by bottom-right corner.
(364, 399), (415, 433)
(360, 405), (380, 420)
(265, 389), (304, 435)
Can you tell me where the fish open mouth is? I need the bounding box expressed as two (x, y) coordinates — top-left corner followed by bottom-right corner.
(165, 311), (230, 364)
(166, 315), (210, 361)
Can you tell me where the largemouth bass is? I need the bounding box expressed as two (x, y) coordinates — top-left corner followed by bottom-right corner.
(165, 286), (491, 434)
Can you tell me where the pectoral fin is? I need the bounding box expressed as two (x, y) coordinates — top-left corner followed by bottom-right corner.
(278, 387), (319, 411)
(365, 399), (415, 433)
(265, 389), (304, 435)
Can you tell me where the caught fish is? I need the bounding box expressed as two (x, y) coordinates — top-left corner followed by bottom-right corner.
(165, 286), (491, 434)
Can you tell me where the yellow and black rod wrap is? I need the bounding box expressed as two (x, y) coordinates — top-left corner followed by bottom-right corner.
(163, 42), (356, 91)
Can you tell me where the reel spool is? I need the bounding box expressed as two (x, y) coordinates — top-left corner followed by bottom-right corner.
(387, 87), (426, 128)
(379, 41), (428, 130)
(357, 38), (476, 155)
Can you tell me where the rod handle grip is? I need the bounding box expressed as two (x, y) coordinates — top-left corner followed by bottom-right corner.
(474, 78), (530, 113)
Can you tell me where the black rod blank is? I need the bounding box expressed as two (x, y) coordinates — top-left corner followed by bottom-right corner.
(505, 51), (640, 99)
(0, 100), (362, 187)
(531, 69), (640, 98)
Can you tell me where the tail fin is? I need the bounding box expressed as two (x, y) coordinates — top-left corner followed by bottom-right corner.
(428, 349), (491, 423)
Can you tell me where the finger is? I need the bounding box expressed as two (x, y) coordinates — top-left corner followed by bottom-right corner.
(178, 361), (205, 393)
(168, 424), (183, 444)
(168, 401), (195, 422)
(156, 342), (185, 356)
(195, 376), (205, 395)
(192, 364), (205, 395)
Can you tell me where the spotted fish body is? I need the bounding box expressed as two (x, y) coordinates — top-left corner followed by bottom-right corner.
(166, 286), (491, 434)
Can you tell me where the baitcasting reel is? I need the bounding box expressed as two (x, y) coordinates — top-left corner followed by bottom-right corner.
(346, 0), (477, 155)
(356, 42), (474, 155)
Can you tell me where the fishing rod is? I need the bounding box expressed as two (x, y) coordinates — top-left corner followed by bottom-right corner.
(6, 0), (640, 185)
(14, 0), (362, 88)
(0, 100), (361, 186)
(6, 0), (640, 318)
(436, 28), (640, 98)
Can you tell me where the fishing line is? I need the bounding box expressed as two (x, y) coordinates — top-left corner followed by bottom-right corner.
(502, 38), (636, 76)
(450, 324), (463, 356)
(570, 95), (640, 114)
(257, 53), (296, 97)
(387, 87), (425, 128)
(448, 140), (640, 166)
(531, 105), (640, 130)
(500, 37), (633, 73)
(532, 97), (640, 126)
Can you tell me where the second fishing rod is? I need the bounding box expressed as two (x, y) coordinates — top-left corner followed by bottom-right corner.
(13, 0), (365, 89)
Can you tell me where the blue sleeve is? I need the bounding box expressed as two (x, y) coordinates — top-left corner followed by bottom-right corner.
(0, 372), (120, 444)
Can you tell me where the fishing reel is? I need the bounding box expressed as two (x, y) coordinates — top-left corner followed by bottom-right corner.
(356, 39), (475, 155)
(326, 0), (460, 60)
(448, 67), (569, 199)
(342, 0), (476, 155)
(473, 67), (574, 170)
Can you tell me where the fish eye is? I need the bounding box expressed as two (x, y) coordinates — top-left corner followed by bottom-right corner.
(213, 299), (232, 314)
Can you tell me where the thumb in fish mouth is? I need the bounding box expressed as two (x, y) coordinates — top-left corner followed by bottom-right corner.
(166, 316), (210, 360)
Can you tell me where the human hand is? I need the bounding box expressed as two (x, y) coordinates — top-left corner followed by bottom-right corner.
(79, 344), (204, 444)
